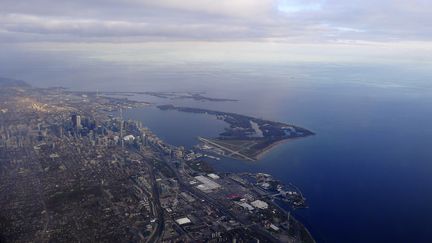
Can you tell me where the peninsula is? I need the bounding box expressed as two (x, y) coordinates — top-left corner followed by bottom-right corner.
(158, 105), (315, 161)
(99, 91), (239, 102)
(0, 78), (315, 243)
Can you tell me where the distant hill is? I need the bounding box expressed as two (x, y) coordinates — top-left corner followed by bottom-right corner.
(0, 77), (30, 87)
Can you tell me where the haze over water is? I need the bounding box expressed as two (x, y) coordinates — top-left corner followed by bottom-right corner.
(3, 57), (431, 242)
(127, 63), (432, 243)
(2, 0), (432, 242)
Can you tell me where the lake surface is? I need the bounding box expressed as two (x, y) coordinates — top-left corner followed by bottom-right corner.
(121, 64), (432, 243)
(5, 61), (432, 243)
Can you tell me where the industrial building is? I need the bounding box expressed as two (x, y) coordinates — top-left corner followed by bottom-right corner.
(194, 175), (221, 192)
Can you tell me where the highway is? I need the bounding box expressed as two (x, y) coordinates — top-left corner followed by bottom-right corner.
(134, 150), (165, 243)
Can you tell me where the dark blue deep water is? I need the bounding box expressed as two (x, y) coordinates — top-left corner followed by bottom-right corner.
(121, 64), (432, 243)
(4, 60), (432, 243)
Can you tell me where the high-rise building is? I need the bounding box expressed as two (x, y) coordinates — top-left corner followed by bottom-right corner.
(71, 114), (82, 129)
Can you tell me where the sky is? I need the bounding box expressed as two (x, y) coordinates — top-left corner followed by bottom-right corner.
(1, 0), (432, 65)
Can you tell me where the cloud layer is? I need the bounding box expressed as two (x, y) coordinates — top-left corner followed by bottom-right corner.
(1, 0), (432, 43)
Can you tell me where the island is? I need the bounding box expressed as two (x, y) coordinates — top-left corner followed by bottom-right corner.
(0, 77), (315, 243)
(98, 91), (239, 102)
(158, 105), (315, 161)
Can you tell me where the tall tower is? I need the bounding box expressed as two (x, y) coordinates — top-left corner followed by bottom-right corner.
(59, 126), (63, 138)
(120, 108), (124, 147)
(71, 114), (82, 130)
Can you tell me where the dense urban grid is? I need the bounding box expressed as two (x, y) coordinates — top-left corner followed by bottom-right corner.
(0, 78), (314, 243)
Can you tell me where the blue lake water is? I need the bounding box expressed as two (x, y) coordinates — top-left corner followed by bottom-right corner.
(5, 60), (432, 243)
(119, 64), (432, 243)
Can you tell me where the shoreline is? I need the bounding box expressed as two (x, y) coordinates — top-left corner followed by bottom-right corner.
(198, 136), (312, 162)
(255, 136), (312, 161)
(254, 138), (290, 160)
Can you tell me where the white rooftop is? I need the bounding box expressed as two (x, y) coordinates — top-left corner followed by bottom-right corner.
(237, 202), (254, 211)
(175, 217), (192, 225)
(207, 173), (220, 180)
(195, 175), (221, 192)
(251, 200), (269, 209)
(270, 224), (280, 231)
(123, 135), (135, 141)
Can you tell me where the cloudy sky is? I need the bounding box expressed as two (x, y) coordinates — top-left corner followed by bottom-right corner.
(1, 0), (432, 64)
